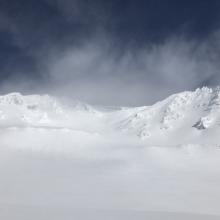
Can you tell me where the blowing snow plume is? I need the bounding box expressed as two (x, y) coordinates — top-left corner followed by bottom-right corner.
(45, 35), (220, 106)
(12, 35), (219, 106)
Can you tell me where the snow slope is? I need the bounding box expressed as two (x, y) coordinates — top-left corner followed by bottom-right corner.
(0, 87), (220, 146)
(1, 88), (220, 220)
(116, 87), (220, 145)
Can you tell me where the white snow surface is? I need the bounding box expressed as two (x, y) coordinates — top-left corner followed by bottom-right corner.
(0, 87), (220, 145)
(1, 88), (220, 219)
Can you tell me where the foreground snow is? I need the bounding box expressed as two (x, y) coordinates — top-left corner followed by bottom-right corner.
(1, 142), (220, 219)
(1, 88), (220, 219)
(1, 206), (220, 220)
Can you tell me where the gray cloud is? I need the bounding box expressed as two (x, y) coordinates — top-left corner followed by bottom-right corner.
(39, 34), (220, 106)
(1, 0), (220, 106)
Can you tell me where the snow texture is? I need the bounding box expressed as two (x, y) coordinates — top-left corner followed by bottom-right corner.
(1, 88), (220, 219)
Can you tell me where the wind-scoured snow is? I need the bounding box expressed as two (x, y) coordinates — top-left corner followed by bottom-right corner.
(1, 88), (220, 220)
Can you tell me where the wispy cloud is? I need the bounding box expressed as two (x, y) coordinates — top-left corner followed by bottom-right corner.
(0, 0), (220, 106)
(43, 34), (220, 106)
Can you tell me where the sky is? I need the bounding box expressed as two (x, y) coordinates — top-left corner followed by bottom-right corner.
(0, 0), (220, 106)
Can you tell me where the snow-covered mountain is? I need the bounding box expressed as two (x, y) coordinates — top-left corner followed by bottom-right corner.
(0, 87), (220, 146)
(116, 87), (220, 145)
(0, 92), (102, 132)
(2, 88), (220, 220)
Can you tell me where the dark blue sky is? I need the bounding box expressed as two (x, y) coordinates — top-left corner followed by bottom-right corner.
(0, 0), (220, 104)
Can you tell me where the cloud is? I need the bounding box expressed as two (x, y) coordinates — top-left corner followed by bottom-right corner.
(43, 34), (220, 106)
(1, 30), (220, 106)
(0, 0), (220, 106)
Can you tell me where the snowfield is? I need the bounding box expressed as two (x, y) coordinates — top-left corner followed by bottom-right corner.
(1, 87), (220, 219)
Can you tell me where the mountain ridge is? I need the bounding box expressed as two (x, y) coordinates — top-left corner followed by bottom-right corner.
(0, 87), (220, 145)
